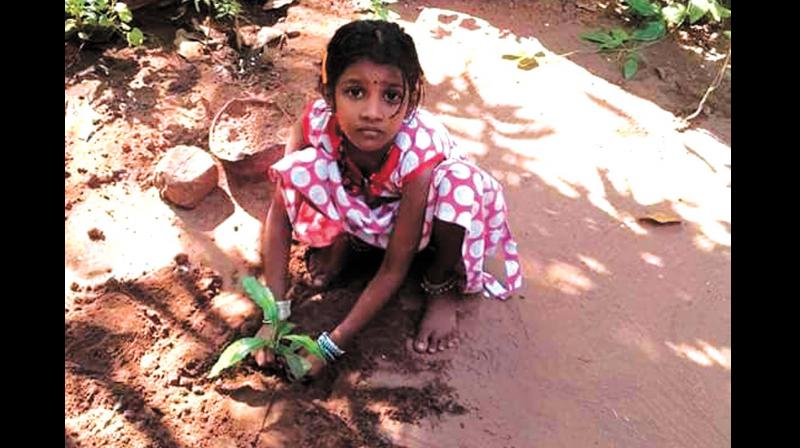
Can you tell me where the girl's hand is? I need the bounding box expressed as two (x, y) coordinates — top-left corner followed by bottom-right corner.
(306, 352), (327, 377)
(252, 324), (275, 366)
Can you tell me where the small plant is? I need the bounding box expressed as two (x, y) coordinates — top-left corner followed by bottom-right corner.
(352, 0), (399, 21)
(208, 276), (324, 380)
(65, 0), (144, 47)
(580, 0), (730, 79)
(185, 0), (242, 20)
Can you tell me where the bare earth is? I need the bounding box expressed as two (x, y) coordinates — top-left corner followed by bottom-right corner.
(65, 1), (730, 447)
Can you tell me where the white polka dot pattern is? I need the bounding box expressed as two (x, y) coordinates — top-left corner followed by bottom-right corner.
(268, 99), (523, 299)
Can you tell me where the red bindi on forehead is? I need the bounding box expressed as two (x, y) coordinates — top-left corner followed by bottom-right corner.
(368, 70), (394, 84)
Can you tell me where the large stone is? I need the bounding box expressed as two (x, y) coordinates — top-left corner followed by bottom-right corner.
(154, 145), (219, 209)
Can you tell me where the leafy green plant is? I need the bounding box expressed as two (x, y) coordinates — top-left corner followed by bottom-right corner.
(580, 25), (660, 80)
(352, 0), (398, 21)
(580, 0), (730, 79)
(208, 276), (324, 380)
(185, 0), (242, 20)
(65, 0), (144, 46)
(658, 0), (731, 27)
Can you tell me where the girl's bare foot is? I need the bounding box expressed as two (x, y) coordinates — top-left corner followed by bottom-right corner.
(414, 291), (460, 354)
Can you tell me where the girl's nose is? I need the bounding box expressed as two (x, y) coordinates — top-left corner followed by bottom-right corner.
(360, 94), (382, 121)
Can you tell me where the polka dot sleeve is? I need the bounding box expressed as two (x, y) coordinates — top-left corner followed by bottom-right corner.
(393, 110), (455, 187)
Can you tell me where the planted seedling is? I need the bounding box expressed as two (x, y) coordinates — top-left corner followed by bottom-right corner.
(208, 276), (324, 380)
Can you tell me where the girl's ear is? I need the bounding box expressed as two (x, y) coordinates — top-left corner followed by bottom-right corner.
(317, 78), (336, 112)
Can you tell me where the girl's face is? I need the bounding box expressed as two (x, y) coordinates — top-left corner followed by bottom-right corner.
(333, 59), (409, 153)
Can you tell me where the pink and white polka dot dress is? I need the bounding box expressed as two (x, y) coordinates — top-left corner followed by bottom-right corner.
(269, 99), (523, 299)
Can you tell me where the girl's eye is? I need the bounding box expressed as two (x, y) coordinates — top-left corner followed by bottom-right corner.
(345, 87), (365, 99)
(384, 90), (403, 104)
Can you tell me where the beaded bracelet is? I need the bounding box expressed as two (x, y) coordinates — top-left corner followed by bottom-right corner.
(420, 274), (458, 295)
(316, 331), (345, 362)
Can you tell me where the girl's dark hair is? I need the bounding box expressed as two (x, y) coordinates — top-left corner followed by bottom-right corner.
(320, 20), (425, 117)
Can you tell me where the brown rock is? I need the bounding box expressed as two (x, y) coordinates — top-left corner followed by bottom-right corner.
(154, 145), (219, 209)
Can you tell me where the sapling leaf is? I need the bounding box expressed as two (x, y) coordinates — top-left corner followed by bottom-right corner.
(282, 334), (325, 360)
(283, 351), (311, 380)
(623, 52), (640, 80)
(275, 321), (297, 340)
(632, 20), (666, 41)
(242, 276), (278, 325)
(208, 337), (268, 378)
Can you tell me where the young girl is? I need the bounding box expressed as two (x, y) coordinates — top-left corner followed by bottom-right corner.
(253, 20), (522, 373)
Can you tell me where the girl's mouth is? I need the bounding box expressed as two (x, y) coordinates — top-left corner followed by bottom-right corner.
(357, 127), (383, 138)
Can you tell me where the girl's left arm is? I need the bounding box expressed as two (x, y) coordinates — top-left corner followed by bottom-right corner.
(329, 165), (435, 347)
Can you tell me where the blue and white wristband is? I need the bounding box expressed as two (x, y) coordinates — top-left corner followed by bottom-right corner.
(316, 331), (345, 362)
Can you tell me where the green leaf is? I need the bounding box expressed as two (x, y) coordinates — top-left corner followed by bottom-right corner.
(502, 54), (523, 60)
(283, 352), (311, 380)
(708, 3), (721, 21)
(66, 0), (83, 17)
(115, 2), (133, 22)
(208, 337), (268, 378)
(723, 30), (731, 39)
(282, 334), (325, 360)
(600, 38), (625, 50)
(127, 27), (144, 46)
(626, 0), (659, 17)
(623, 53), (639, 80)
(610, 28), (629, 42)
(242, 276), (279, 324)
(517, 57), (539, 70)
(688, 0), (711, 24)
(65, 19), (78, 38)
(581, 30), (613, 44)
(661, 4), (687, 27)
(287, 340), (302, 352)
(275, 321), (297, 340)
(597, 28), (630, 49)
(709, 1), (731, 22)
(534, 51), (546, 58)
(632, 20), (666, 41)
(582, 29), (628, 50)
(98, 14), (113, 28)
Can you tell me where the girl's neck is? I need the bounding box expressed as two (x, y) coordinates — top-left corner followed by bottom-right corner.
(343, 139), (391, 175)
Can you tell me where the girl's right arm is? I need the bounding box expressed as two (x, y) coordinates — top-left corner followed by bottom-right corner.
(260, 189), (292, 304)
(262, 117), (306, 299)
(253, 118), (305, 366)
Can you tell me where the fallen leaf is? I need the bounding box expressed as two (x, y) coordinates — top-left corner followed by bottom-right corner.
(638, 211), (682, 225)
(517, 57), (539, 70)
